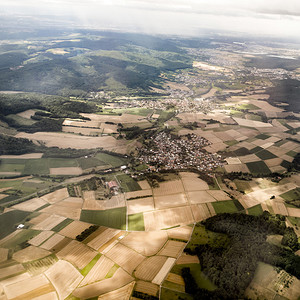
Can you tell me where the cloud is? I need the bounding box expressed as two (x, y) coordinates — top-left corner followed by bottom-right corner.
(1, 0), (300, 38)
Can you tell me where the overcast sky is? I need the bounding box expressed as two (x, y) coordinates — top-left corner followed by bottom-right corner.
(2, 0), (300, 38)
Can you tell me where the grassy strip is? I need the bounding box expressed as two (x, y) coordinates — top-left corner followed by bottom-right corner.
(80, 253), (101, 276)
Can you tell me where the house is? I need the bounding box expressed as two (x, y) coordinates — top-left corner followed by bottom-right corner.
(107, 181), (119, 191)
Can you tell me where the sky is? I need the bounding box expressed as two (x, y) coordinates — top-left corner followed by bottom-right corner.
(2, 0), (300, 38)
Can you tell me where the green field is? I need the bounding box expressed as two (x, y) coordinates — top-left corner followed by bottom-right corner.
(161, 287), (192, 300)
(234, 180), (252, 193)
(236, 103), (260, 110)
(77, 157), (106, 170)
(23, 159), (50, 175)
(117, 174), (141, 192)
(171, 263), (217, 291)
(286, 150), (297, 157)
(6, 114), (36, 126)
(224, 140), (238, 146)
(128, 213), (145, 231)
(246, 161), (271, 175)
(247, 204), (263, 216)
(255, 150), (277, 160)
(48, 158), (78, 168)
(280, 188), (300, 201)
(0, 163), (25, 173)
(95, 153), (127, 167)
(81, 253), (101, 275)
(186, 225), (229, 252)
(0, 210), (32, 239)
(51, 218), (74, 232)
(1, 229), (40, 249)
(255, 134), (270, 140)
(250, 146), (264, 154)
(113, 107), (153, 116)
(80, 207), (126, 229)
(212, 200), (239, 214)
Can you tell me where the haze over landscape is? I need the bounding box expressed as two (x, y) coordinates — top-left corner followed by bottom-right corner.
(0, 1), (300, 300)
(2, 0), (300, 38)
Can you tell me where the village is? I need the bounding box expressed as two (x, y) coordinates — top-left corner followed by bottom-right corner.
(138, 131), (225, 172)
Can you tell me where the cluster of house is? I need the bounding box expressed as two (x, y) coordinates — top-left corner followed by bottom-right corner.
(124, 95), (216, 114)
(138, 132), (225, 172)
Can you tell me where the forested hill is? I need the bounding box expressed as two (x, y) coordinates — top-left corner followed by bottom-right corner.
(0, 31), (193, 96)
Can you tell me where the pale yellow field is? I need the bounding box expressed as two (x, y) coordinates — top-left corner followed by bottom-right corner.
(226, 157), (242, 165)
(125, 190), (152, 200)
(62, 126), (102, 135)
(138, 180), (151, 190)
(57, 240), (97, 269)
(207, 190), (231, 201)
(33, 215), (66, 231)
(58, 220), (91, 239)
(134, 280), (159, 297)
(152, 257), (176, 285)
(79, 255), (115, 286)
(176, 253), (200, 264)
(191, 204), (212, 222)
(287, 207), (300, 218)
(134, 256), (168, 281)
(45, 260), (83, 300)
(98, 281), (135, 300)
(0, 248), (8, 263)
(63, 119), (100, 128)
(3, 274), (53, 300)
(205, 142), (227, 153)
(55, 197), (83, 209)
(17, 109), (36, 119)
(154, 193), (187, 209)
(39, 234), (65, 251)
(41, 188), (69, 204)
(105, 243), (145, 274)
(94, 194), (126, 211)
(16, 132), (125, 151)
(87, 227), (121, 251)
(225, 164), (250, 173)
(265, 158), (283, 168)
(73, 268), (133, 299)
(12, 197), (48, 212)
(28, 231), (54, 247)
(28, 213), (50, 225)
(207, 203), (216, 216)
(12, 246), (51, 263)
(242, 183), (298, 207)
(0, 264), (25, 280)
(180, 172), (209, 191)
(41, 204), (81, 219)
(121, 231), (168, 256)
(49, 167), (83, 176)
(239, 154), (261, 163)
(143, 206), (194, 231)
(159, 240), (186, 258)
(167, 226), (193, 241)
(153, 180), (184, 196)
(31, 291), (58, 300)
(81, 112), (150, 124)
(0, 272), (31, 288)
(0, 153), (43, 159)
(100, 123), (118, 134)
(127, 197), (155, 215)
(187, 190), (216, 204)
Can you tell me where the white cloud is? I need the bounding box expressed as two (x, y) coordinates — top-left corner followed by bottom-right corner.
(1, 0), (300, 38)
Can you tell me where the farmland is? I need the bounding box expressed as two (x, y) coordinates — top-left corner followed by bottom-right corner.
(1, 29), (300, 300)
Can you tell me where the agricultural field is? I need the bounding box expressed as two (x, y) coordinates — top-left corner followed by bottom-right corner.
(1, 30), (300, 300)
